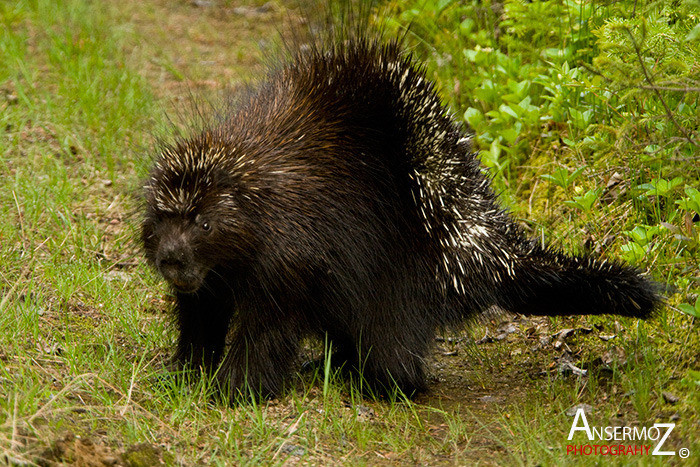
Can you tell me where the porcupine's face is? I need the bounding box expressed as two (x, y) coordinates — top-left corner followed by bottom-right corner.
(142, 143), (248, 294)
(142, 210), (214, 293)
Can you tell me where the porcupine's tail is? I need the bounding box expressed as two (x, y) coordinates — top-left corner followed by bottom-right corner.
(493, 239), (663, 319)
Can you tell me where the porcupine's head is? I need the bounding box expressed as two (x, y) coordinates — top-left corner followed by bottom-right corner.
(142, 131), (255, 294)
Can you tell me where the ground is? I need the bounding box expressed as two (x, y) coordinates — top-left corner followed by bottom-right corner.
(1, 0), (697, 465)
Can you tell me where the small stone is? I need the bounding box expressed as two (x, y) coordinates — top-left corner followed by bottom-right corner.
(566, 403), (593, 416)
(662, 391), (679, 404)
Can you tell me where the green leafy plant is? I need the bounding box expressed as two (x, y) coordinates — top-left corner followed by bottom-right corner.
(637, 177), (685, 198)
(676, 186), (700, 215)
(540, 166), (586, 190)
(679, 296), (700, 318)
(563, 187), (602, 212)
(620, 225), (662, 263)
(1, 1), (697, 465)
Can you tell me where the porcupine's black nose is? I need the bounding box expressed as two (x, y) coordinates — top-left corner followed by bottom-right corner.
(157, 245), (200, 293)
(158, 243), (185, 267)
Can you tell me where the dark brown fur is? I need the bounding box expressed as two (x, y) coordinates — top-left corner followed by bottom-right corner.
(142, 33), (662, 400)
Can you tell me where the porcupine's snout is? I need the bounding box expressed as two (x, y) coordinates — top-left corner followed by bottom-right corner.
(154, 230), (207, 294)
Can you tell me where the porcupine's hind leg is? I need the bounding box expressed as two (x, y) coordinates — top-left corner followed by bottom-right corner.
(347, 298), (434, 397)
(491, 237), (663, 319)
(358, 333), (431, 396)
(307, 319), (431, 396)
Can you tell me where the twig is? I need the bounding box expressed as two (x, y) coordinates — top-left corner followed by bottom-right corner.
(120, 363), (138, 416)
(272, 411), (306, 459)
(28, 373), (98, 423)
(12, 191), (26, 251)
(11, 393), (20, 451)
(639, 85), (700, 92)
(625, 27), (699, 147)
(118, 353), (158, 416)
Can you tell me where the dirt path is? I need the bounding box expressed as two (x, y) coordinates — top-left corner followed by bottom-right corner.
(115, 0), (291, 100)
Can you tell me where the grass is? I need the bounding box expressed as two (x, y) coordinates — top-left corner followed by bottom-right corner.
(1, 0), (698, 465)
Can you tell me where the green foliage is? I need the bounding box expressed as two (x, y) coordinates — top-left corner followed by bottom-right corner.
(679, 296), (700, 318)
(637, 176), (685, 198)
(676, 186), (700, 215)
(563, 187), (602, 212)
(386, 0), (699, 308)
(384, 4), (699, 458)
(540, 166), (586, 190)
(621, 224), (663, 264)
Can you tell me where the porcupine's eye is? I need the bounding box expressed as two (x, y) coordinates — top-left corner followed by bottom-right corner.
(194, 214), (212, 233)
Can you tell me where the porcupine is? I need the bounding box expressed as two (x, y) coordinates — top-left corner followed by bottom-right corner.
(141, 24), (662, 400)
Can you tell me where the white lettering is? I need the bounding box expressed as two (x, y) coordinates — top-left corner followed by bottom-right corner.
(592, 426), (605, 440)
(613, 426), (622, 440)
(632, 426), (647, 440)
(651, 423), (675, 456)
(568, 408), (593, 440)
(604, 426), (614, 440)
